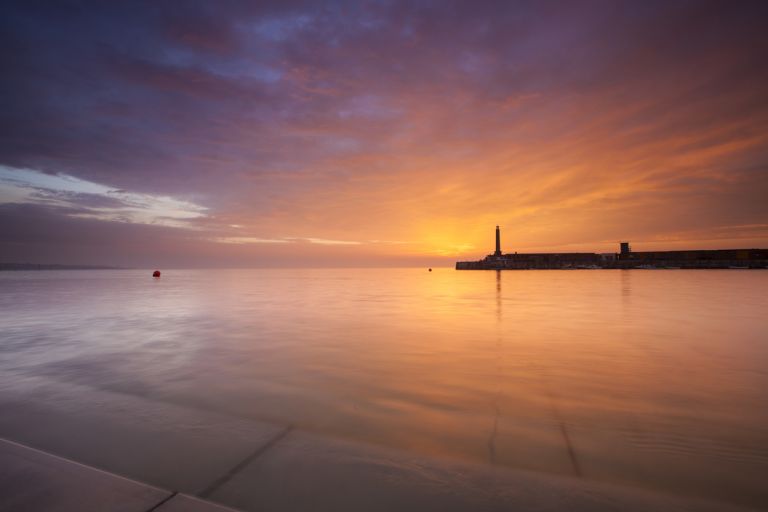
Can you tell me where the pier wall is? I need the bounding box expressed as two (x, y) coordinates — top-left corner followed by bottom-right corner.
(455, 229), (768, 270)
(456, 259), (768, 270)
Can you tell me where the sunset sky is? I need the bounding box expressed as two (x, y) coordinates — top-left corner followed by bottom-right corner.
(1, 1), (767, 267)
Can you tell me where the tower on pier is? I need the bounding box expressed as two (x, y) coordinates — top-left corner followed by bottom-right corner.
(494, 225), (502, 257)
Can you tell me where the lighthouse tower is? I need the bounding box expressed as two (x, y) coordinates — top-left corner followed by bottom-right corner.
(494, 225), (502, 257)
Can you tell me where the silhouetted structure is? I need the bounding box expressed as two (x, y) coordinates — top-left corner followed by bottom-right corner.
(620, 242), (630, 256)
(456, 227), (768, 269)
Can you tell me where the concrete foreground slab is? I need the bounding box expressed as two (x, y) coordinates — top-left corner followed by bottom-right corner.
(0, 379), (761, 512)
(0, 380), (285, 495)
(155, 494), (243, 512)
(0, 437), (168, 512)
(207, 431), (756, 512)
(0, 438), (239, 512)
(1, 429), (760, 512)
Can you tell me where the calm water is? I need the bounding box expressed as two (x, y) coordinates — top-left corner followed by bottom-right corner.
(1, 269), (767, 507)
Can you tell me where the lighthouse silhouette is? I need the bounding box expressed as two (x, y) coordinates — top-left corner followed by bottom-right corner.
(494, 226), (502, 257)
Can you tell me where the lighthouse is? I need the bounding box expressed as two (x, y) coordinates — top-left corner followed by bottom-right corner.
(494, 225), (502, 257)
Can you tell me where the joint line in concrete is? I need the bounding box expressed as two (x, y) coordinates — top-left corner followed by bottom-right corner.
(198, 425), (294, 499)
(145, 491), (178, 512)
(559, 422), (582, 477)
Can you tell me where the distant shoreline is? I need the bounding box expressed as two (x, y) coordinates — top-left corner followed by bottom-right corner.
(0, 263), (125, 271)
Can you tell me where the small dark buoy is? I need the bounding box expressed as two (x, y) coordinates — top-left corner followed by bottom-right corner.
(152, 270), (161, 278)
(428, 268), (432, 272)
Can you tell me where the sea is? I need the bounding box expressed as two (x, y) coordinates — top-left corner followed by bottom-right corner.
(1, 268), (766, 509)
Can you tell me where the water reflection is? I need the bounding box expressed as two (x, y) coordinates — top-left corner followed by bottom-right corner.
(0, 268), (767, 508)
(621, 269), (631, 305)
(488, 269), (503, 465)
(495, 269), (502, 322)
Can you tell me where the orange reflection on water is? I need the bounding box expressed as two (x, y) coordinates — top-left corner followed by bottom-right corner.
(1, 268), (766, 508)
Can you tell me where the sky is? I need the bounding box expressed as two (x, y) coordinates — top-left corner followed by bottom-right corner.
(1, 0), (767, 267)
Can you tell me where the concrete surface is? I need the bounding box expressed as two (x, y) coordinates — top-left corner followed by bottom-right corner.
(155, 494), (242, 512)
(0, 379), (284, 495)
(3, 431), (756, 512)
(0, 379), (761, 512)
(0, 438), (238, 512)
(205, 430), (756, 512)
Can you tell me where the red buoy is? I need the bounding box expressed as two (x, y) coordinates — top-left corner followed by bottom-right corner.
(152, 270), (161, 278)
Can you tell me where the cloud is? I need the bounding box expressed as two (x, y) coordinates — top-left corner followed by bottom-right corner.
(0, 166), (207, 228)
(0, 1), (767, 265)
(213, 237), (289, 244)
(212, 236), (361, 246)
(300, 238), (361, 246)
